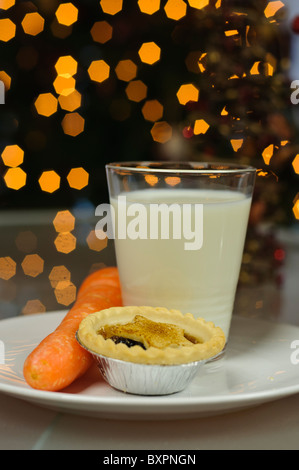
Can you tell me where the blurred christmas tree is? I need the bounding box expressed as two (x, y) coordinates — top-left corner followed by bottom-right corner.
(0, 0), (297, 231)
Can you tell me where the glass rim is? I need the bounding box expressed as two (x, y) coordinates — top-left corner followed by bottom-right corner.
(106, 161), (257, 175)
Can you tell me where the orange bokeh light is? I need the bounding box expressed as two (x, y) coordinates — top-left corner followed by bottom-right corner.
(67, 167), (89, 189)
(22, 299), (46, 315)
(54, 280), (76, 306)
(231, 139), (244, 152)
(54, 232), (77, 253)
(142, 99), (163, 122)
(176, 83), (199, 105)
(292, 154), (299, 174)
(53, 210), (75, 232)
(21, 254), (44, 278)
(0, 0), (15, 10)
(125, 80), (148, 102)
(164, 0), (187, 20)
(188, 0), (209, 8)
(90, 21), (113, 43)
(55, 2), (78, 26)
(4, 167), (27, 189)
(138, 41), (161, 65)
(38, 170), (61, 193)
(1, 144), (24, 167)
(193, 119), (210, 135)
(262, 144), (274, 165)
(138, 0), (160, 14)
(61, 112), (85, 137)
(100, 0), (123, 15)
(115, 59), (137, 82)
(0, 256), (16, 280)
(53, 75), (76, 96)
(58, 89), (81, 111)
(49, 265), (71, 288)
(0, 18), (16, 42)
(264, 1), (284, 18)
(21, 12), (45, 36)
(150, 121), (173, 143)
(86, 230), (108, 252)
(293, 199), (299, 220)
(55, 55), (78, 77)
(88, 59), (110, 83)
(35, 93), (58, 117)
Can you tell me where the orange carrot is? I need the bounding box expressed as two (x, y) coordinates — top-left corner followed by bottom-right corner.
(23, 267), (122, 391)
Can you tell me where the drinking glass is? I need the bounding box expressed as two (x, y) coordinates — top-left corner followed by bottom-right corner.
(105, 161), (256, 341)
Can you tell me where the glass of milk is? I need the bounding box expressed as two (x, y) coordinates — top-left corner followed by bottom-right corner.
(104, 161), (256, 342)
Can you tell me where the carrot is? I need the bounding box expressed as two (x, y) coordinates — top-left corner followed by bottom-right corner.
(23, 267), (122, 391)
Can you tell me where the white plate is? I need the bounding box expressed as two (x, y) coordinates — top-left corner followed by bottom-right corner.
(0, 311), (299, 420)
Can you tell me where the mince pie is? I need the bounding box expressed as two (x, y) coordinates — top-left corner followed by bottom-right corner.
(77, 306), (226, 365)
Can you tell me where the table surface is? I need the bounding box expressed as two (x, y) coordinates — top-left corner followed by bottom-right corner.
(0, 211), (299, 450)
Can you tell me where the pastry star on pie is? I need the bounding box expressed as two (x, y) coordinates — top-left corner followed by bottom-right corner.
(77, 306), (226, 365)
(98, 314), (198, 350)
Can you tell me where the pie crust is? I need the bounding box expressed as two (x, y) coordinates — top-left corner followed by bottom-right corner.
(77, 306), (226, 365)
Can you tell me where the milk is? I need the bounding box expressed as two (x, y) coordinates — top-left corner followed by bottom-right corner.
(110, 189), (252, 339)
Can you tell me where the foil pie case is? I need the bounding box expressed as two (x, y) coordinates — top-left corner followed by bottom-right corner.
(76, 332), (217, 396)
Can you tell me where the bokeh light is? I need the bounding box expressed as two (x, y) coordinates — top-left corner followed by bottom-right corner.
(0, 257), (16, 280)
(21, 12), (45, 36)
(292, 154), (299, 174)
(0, 0), (15, 10)
(61, 112), (85, 136)
(15, 231), (37, 253)
(55, 55), (78, 77)
(58, 89), (82, 112)
(125, 80), (148, 102)
(49, 265), (71, 288)
(264, 1), (285, 19)
(35, 93), (58, 117)
(193, 119), (210, 135)
(54, 232), (77, 254)
(262, 144), (274, 165)
(53, 75), (76, 96)
(164, 0), (187, 20)
(21, 254), (44, 278)
(54, 280), (76, 306)
(67, 167), (89, 189)
(176, 83), (199, 105)
(100, 0), (123, 15)
(188, 0), (209, 9)
(293, 198), (299, 220)
(0, 18), (15, 42)
(138, 42), (161, 65)
(1, 145), (24, 167)
(138, 0), (160, 15)
(4, 167), (27, 190)
(142, 99), (163, 122)
(88, 59), (110, 83)
(86, 230), (108, 252)
(115, 59), (137, 82)
(150, 121), (172, 143)
(22, 299), (46, 315)
(90, 21), (113, 43)
(38, 170), (61, 193)
(53, 210), (75, 232)
(55, 3), (78, 26)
